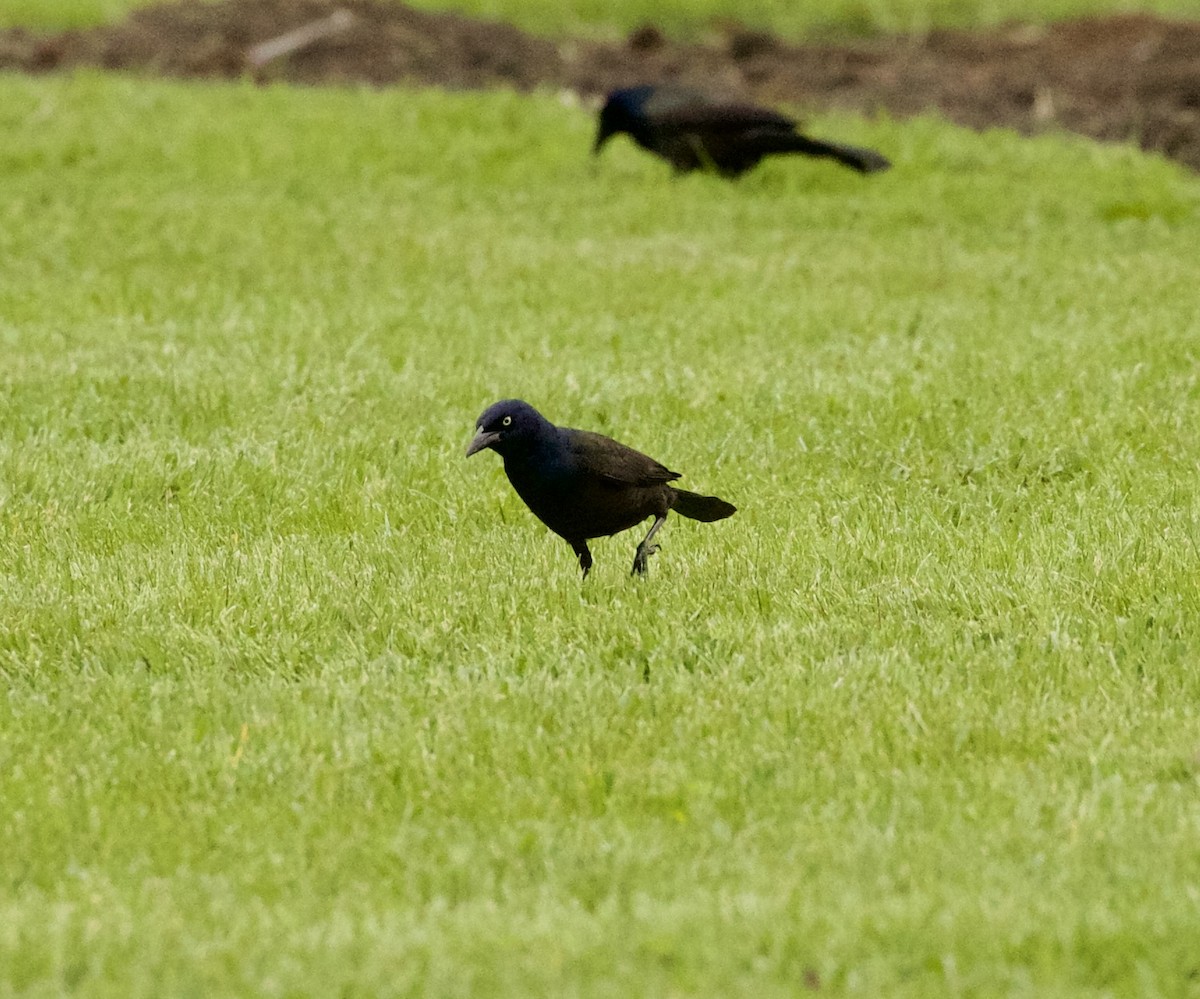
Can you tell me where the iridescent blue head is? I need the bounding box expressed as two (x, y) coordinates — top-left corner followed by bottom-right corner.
(593, 86), (658, 153)
(465, 399), (554, 458)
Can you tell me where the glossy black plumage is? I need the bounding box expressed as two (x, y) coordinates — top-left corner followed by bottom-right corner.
(594, 84), (891, 178)
(466, 399), (736, 578)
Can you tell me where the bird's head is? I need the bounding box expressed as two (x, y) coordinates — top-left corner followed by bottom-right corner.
(593, 86), (657, 154)
(465, 399), (551, 458)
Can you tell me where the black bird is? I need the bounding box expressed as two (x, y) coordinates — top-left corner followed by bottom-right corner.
(466, 399), (736, 578)
(594, 84), (891, 178)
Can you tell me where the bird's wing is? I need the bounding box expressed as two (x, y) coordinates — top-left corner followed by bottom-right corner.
(653, 102), (797, 134)
(566, 429), (681, 487)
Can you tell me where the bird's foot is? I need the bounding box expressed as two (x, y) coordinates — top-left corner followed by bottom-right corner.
(630, 543), (660, 576)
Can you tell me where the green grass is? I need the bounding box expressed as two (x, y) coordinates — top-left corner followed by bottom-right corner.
(3, 0), (1198, 35)
(3, 70), (1200, 996)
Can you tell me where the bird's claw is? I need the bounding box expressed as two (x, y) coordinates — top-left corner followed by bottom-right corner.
(631, 543), (660, 576)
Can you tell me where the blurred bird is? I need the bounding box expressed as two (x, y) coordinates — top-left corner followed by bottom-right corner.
(466, 399), (736, 578)
(594, 84), (891, 177)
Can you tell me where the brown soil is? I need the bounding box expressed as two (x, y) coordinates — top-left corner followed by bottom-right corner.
(3, 0), (1199, 170)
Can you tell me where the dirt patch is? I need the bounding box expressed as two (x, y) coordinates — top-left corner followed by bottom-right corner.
(2, 0), (1199, 170)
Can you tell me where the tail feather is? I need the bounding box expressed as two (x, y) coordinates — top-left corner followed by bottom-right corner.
(763, 133), (891, 174)
(671, 488), (737, 522)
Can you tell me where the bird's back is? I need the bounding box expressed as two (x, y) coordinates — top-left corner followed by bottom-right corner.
(644, 88), (796, 134)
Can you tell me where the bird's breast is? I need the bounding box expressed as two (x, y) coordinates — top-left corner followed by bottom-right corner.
(503, 454), (575, 519)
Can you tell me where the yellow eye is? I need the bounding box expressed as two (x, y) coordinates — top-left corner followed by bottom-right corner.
(502, 416), (512, 426)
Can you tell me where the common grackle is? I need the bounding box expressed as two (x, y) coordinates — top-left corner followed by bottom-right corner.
(466, 399), (736, 578)
(594, 84), (891, 178)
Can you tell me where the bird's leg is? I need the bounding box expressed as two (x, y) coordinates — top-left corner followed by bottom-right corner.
(631, 515), (667, 576)
(572, 541), (593, 580)
(688, 135), (720, 175)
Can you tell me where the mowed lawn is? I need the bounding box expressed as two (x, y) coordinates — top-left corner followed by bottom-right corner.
(2, 71), (1200, 997)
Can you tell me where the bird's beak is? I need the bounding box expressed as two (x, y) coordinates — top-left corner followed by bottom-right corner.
(465, 426), (500, 458)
